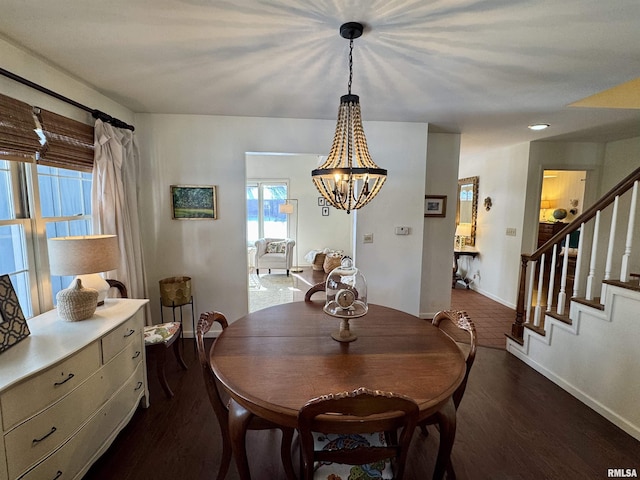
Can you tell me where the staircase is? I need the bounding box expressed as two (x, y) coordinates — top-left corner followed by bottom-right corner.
(506, 166), (640, 441)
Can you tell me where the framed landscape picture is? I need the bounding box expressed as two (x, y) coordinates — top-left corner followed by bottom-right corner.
(424, 195), (447, 217)
(171, 185), (217, 220)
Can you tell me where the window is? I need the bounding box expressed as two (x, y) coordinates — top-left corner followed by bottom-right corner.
(246, 181), (288, 245)
(0, 161), (92, 317)
(0, 93), (95, 317)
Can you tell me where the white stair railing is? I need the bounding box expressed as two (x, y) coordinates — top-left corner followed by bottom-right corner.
(511, 165), (640, 343)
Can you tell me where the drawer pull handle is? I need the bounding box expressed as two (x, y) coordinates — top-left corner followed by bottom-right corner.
(52, 471), (63, 480)
(135, 381), (143, 391)
(32, 426), (57, 445)
(132, 351), (141, 359)
(124, 329), (136, 338)
(53, 373), (74, 386)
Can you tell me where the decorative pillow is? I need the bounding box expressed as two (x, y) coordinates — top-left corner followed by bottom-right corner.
(311, 432), (393, 480)
(266, 241), (287, 254)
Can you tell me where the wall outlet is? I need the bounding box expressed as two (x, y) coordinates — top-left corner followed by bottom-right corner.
(395, 226), (410, 235)
(363, 233), (373, 243)
(506, 227), (517, 236)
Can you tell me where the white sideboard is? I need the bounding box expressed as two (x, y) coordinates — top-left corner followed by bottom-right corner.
(0, 298), (149, 480)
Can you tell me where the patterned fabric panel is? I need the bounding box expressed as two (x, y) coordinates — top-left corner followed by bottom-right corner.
(144, 322), (180, 345)
(266, 241), (287, 253)
(312, 432), (393, 480)
(0, 274), (30, 354)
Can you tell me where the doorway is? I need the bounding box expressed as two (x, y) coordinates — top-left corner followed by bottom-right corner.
(538, 169), (586, 246)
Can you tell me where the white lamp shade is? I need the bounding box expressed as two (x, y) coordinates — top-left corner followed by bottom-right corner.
(48, 235), (119, 276)
(455, 223), (472, 238)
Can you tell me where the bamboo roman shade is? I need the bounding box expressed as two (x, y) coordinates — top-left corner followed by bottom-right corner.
(0, 92), (94, 172)
(35, 108), (94, 172)
(0, 94), (42, 163)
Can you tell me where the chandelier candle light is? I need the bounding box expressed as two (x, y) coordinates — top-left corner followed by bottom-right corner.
(312, 22), (387, 213)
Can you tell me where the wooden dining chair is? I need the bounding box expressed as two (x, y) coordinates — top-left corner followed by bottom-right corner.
(196, 311), (296, 480)
(418, 309), (477, 478)
(106, 278), (128, 298)
(304, 282), (325, 302)
(298, 387), (419, 480)
(106, 279), (187, 398)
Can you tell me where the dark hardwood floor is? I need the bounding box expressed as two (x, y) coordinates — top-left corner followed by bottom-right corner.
(84, 335), (639, 480)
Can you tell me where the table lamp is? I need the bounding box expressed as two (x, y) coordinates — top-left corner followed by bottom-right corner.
(48, 234), (119, 307)
(455, 223), (472, 249)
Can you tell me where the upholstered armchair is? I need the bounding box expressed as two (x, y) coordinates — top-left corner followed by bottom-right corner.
(255, 238), (296, 276)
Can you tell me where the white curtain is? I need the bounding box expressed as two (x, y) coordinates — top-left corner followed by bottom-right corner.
(91, 119), (148, 305)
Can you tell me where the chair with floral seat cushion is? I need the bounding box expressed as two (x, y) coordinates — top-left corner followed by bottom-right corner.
(196, 311), (296, 480)
(143, 322), (188, 398)
(106, 279), (188, 398)
(298, 387), (419, 480)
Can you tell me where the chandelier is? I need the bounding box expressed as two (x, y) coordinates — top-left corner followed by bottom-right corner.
(312, 22), (387, 214)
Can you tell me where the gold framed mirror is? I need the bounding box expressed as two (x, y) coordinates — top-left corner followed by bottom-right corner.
(456, 176), (479, 246)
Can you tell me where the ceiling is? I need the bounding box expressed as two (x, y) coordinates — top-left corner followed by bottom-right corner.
(1, 0), (639, 158)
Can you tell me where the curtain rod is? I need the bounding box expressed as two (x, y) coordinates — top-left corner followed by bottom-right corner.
(0, 67), (135, 131)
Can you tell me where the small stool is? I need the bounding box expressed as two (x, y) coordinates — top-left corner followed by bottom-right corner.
(144, 322), (188, 398)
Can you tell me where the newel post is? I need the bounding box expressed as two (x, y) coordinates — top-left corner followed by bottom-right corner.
(511, 255), (529, 341)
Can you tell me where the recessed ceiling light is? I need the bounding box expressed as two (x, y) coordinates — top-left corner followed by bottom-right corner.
(528, 123), (550, 131)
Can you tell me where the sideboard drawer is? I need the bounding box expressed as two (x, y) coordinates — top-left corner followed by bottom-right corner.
(101, 311), (142, 364)
(102, 336), (143, 390)
(0, 343), (101, 431)
(4, 366), (106, 479)
(17, 364), (145, 480)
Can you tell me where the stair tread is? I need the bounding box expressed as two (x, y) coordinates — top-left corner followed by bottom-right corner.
(546, 311), (572, 324)
(572, 296), (604, 310)
(603, 279), (640, 293)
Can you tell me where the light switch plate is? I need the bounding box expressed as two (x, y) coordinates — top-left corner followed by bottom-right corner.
(506, 227), (517, 236)
(363, 233), (373, 243)
(395, 227), (410, 235)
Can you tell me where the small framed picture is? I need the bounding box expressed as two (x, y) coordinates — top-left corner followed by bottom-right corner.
(322, 206), (330, 216)
(171, 185), (217, 220)
(424, 195), (447, 217)
(318, 197), (326, 206)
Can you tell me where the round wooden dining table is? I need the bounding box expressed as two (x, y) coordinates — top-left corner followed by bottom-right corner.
(210, 300), (466, 480)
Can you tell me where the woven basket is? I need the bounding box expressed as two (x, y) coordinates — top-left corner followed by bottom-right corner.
(323, 254), (343, 273)
(312, 253), (327, 271)
(57, 279), (98, 322)
(159, 276), (192, 307)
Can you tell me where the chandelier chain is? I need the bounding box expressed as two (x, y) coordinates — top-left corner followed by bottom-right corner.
(348, 37), (353, 95)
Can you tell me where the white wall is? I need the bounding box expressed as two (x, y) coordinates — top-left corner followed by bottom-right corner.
(1, 37), (133, 125)
(135, 114), (433, 328)
(420, 133), (460, 317)
(245, 153), (352, 261)
(459, 143), (530, 308)
(600, 136), (640, 193)
(598, 136), (640, 278)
